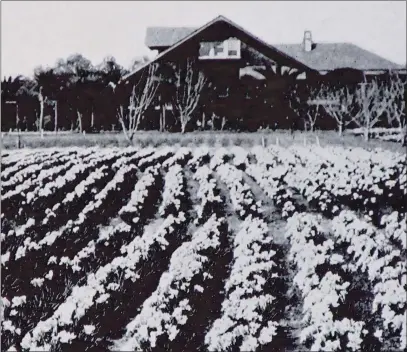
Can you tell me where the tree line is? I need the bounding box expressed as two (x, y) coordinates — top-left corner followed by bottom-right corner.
(1, 54), (149, 133)
(2, 54), (406, 144)
(119, 62), (406, 143)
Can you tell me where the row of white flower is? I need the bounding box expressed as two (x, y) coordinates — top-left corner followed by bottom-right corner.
(215, 163), (261, 218)
(110, 147), (153, 170)
(256, 145), (301, 168)
(1, 295), (28, 342)
(381, 211), (407, 250)
(20, 219), (189, 349)
(187, 146), (210, 170)
(206, 147), (283, 351)
(331, 210), (406, 349)
(285, 212), (366, 351)
(193, 165), (222, 222)
(230, 146), (248, 169)
(74, 163), (138, 227)
(58, 222), (130, 274)
(205, 215), (279, 352)
(162, 147), (191, 170)
(26, 149), (120, 204)
(1, 149), (37, 167)
(281, 151), (340, 216)
(3, 151), (123, 261)
(111, 214), (224, 351)
(158, 164), (184, 216)
(11, 161), (138, 265)
(137, 146), (175, 169)
(62, 165), (162, 272)
(250, 145), (405, 220)
(19, 156), (190, 350)
(245, 161), (296, 219)
(2, 151), (75, 190)
(209, 147), (230, 170)
(119, 165), (160, 222)
(2, 148), (94, 201)
(59, 166), (109, 210)
(1, 149), (59, 181)
(9, 149), (164, 269)
(291, 145), (406, 209)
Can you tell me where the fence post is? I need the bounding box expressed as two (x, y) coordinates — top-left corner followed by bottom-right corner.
(16, 132), (21, 149)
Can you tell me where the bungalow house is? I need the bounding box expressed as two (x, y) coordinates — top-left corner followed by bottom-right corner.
(120, 15), (405, 132)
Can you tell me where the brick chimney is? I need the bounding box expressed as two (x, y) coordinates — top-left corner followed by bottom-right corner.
(303, 30), (313, 52)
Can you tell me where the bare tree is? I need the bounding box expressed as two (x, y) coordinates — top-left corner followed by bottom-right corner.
(173, 60), (206, 133)
(201, 112), (206, 130)
(352, 79), (393, 141)
(288, 85), (322, 133)
(159, 102), (171, 132)
(210, 113), (216, 131)
(117, 64), (159, 141)
(221, 116), (226, 131)
(159, 105), (166, 132)
(310, 84), (355, 136)
(38, 87), (45, 138)
(306, 107), (320, 132)
(387, 72), (406, 137)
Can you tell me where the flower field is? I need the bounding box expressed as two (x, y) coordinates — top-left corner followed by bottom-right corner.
(1, 144), (406, 351)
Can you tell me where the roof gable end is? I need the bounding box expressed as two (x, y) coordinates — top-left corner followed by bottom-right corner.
(124, 15), (314, 81)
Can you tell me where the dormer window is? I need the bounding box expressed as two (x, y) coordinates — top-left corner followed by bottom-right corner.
(199, 38), (241, 59)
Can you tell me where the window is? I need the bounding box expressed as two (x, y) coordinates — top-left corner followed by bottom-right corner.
(199, 41), (223, 57)
(199, 38), (241, 59)
(227, 38), (240, 56)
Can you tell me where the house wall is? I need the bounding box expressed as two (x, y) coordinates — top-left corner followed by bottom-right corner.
(140, 21), (310, 132)
(124, 21), (403, 133)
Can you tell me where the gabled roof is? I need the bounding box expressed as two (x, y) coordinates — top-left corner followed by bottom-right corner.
(274, 43), (405, 71)
(122, 15), (314, 82)
(145, 27), (196, 48)
(144, 19), (404, 72)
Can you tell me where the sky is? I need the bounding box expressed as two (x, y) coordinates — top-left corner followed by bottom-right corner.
(1, 1), (406, 78)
